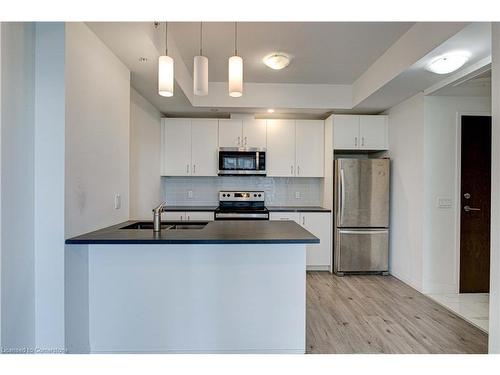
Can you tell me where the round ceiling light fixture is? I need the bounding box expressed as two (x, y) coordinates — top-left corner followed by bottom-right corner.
(426, 52), (470, 75)
(263, 53), (291, 70)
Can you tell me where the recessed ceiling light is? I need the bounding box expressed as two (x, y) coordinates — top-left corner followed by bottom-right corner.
(426, 52), (470, 74)
(263, 53), (291, 70)
(267, 109), (275, 113)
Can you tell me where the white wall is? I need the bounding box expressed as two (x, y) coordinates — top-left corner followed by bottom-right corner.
(423, 96), (491, 294)
(0, 22), (36, 351)
(489, 22), (500, 353)
(65, 23), (131, 238)
(385, 93), (425, 291)
(130, 88), (162, 220)
(34, 23), (66, 352)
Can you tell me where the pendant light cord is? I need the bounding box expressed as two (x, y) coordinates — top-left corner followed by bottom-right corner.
(165, 21), (168, 55)
(234, 22), (238, 56)
(200, 22), (203, 56)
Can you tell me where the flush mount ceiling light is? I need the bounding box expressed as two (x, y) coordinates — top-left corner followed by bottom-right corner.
(158, 22), (174, 97)
(426, 52), (470, 75)
(193, 22), (208, 96)
(228, 22), (243, 97)
(263, 53), (291, 70)
(267, 109), (275, 113)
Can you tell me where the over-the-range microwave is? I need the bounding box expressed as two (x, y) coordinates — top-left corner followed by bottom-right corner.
(218, 147), (266, 176)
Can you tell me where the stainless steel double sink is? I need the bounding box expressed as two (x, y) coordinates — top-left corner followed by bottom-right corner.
(120, 222), (208, 230)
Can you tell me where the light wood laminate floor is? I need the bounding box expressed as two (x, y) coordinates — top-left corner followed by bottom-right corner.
(306, 272), (488, 354)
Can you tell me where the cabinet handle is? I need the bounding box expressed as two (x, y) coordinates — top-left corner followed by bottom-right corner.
(297, 166), (300, 175)
(244, 136), (247, 146)
(180, 215), (183, 221)
(187, 215), (190, 220)
(237, 136), (241, 146)
(291, 165), (294, 175)
(354, 137), (358, 147)
(280, 218), (289, 220)
(302, 216), (305, 225)
(186, 164), (190, 174)
(361, 137), (365, 146)
(193, 164), (196, 174)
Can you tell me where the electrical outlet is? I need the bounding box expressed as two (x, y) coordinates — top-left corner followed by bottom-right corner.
(295, 191), (301, 199)
(187, 190), (193, 199)
(114, 194), (121, 209)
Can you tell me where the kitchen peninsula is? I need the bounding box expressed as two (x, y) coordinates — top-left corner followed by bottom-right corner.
(65, 220), (318, 353)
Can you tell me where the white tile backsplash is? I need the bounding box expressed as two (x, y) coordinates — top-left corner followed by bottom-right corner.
(162, 176), (323, 206)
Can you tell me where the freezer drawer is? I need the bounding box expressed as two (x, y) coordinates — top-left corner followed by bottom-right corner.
(335, 229), (388, 273)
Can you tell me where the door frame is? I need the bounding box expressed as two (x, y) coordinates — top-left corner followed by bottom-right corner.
(454, 111), (492, 293)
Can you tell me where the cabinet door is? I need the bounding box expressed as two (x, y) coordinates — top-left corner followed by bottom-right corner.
(269, 212), (300, 223)
(163, 211), (186, 221)
(266, 119), (296, 177)
(218, 119), (243, 147)
(191, 119), (218, 176)
(301, 212), (331, 268)
(295, 120), (324, 177)
(359, 115), (388, 150)
(185, 211), (214, 221)
(333, 115), (360, 150)
(242, 119), (267, 148)
(162, 119), (192, 176)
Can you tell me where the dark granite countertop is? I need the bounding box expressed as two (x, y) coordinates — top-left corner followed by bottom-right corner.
(163, 206), (218, 212)
(65, 220), (319, 245)
(267, 206), (331, 213)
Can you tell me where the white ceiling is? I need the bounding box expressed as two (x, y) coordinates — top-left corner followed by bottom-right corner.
(431, 69), (491, 97)
(87, 22), (491, 118)
(170, 22), (414, 84)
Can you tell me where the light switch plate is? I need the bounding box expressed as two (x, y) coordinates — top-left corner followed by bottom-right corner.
(436, 196), (452, 209)
(114, 194), (121, 209)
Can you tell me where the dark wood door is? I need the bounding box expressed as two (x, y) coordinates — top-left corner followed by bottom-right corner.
(460, 115), (491, 293)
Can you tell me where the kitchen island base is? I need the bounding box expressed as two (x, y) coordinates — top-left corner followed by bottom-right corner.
(66, 243), (306, 354)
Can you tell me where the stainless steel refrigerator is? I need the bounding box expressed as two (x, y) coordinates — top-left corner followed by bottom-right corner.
(333, 158), (390, 275)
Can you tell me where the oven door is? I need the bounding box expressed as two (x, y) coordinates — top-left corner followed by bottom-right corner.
(218, 148), (266, 175)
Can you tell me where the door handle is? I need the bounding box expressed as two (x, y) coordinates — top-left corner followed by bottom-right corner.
(361, 137), (365, 146)
(339, 169), (345, 225)
(244, 136), (247, 146)
(186, 164), (190, 174)
(302, 216), (305, 226)
(464, 205), (481, 212)
(237, 136), (241, 146)
(193, 164), (196, 174)
(354, 137), (358, 147)
(291, 165), (294, 175)
(297, 165), (300, 175)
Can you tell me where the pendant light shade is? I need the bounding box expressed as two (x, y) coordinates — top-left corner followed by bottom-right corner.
(158, 55), (174, 97)
(158, 22), (174, 97)
(228, 55), (243, 97)
(228, 22), (243, 97)
(193, 23), (208, 96)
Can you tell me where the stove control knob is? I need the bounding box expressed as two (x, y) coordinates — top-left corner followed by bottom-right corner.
(258, 194), (262, 197)
(253, 194), (257, 197)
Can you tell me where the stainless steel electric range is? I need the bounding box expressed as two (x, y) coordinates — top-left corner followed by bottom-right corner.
(214, 191), (269, 220)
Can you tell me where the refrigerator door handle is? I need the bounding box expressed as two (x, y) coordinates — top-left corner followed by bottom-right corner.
(339, 168), (346, 226)
(339, 230), (388, 235)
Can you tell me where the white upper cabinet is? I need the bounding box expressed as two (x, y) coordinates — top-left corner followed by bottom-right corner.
(266, 119), (296, 177)
(359, 115), (388, 150)
(242, 119), (267, 148)
(219, 119), (267, 148)
(333, 115), (388, 151)
(295, 120), (324, 177)
(162, 118), (191, 176)
(218, 119), (243, 147)
(162, 118), (218, 176)
(191, 119), (218, 176)
(333, 115), (360, 149)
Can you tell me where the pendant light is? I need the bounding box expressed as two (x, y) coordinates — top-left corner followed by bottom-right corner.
(228, 22), (243, 97)
(158, 22), (174, 97)
(193, 22), (209, 96)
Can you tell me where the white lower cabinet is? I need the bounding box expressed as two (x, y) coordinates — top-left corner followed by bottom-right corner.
(269, 211), (331, 271)
(163, 211), (214, 221)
